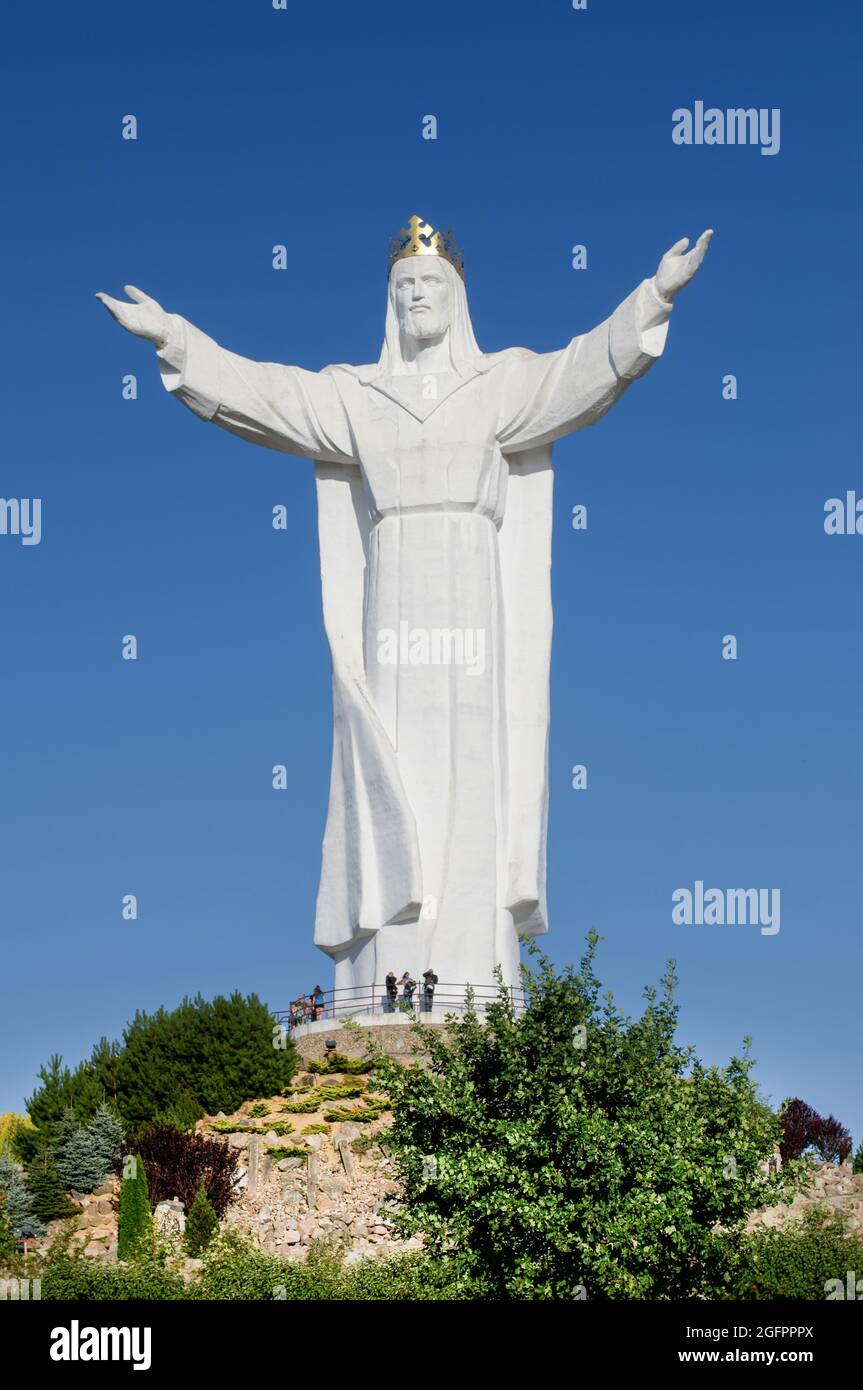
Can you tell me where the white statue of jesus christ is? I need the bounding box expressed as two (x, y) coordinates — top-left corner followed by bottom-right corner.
(98, 217), (711, 998)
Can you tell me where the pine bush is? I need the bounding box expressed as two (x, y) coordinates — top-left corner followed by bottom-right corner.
(117, 1155), (153, 1261)
(185, 1184), (219, 1256)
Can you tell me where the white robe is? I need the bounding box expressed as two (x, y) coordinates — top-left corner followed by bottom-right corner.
(156, 278), (671, 993)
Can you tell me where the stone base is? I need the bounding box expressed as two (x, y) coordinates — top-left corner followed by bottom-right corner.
(292, 1017), (451, 1065)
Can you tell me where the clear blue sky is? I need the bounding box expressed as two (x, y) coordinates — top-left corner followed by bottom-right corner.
(1, 0), (860, 1147)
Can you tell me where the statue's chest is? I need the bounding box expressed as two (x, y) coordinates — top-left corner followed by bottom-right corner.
(351, 380), (501, 513)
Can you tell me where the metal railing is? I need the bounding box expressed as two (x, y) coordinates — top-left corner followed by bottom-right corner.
(274, 981), (526, 1029)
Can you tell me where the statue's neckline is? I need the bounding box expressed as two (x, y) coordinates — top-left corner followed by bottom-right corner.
(365, 368), (480, 424)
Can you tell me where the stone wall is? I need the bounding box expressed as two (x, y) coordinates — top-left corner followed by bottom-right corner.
(293, 1019), (449, 1065)
(748, 1162), (863, 1236)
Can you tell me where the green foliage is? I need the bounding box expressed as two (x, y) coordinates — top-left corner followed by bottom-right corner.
(281, 1082), (364, 1113)
(323, 1098), (389, 1124)
(25, 995), (299, 1147)
(185, 1185), (220, 1257)
(247, 1102), (270, 1118)
(732, 1206), (863, 1300)
(25, 1152), (80, 1223)
(306, 1054), (378, 1076)
(300, 1123), (330, 1136)
(853, 1141), (863, 1175)
(135, 1127), (238, 1218)
(0, 1193), (15, 1260)
(375, 936), (801, 1300)
(279, 1095), (323, 1114)
(0, 1156), (45, 1238)
(0, 1114), (35, 1158)
(185, 1230), (457, 1301)
(350, 1132), (381, 1156)
(117, 1156), (153, 1262)
(265, 1145), (308, 1158)
(210, 1120), (295, 1136)
(40, 1255), (185, 1301)
(152, 1090), (204, 1133)
(55, 1103), (125, 1194)
(317, 1081), (365, 1100)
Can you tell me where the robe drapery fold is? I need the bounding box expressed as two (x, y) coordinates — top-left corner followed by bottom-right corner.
(155, 273), (672, 986)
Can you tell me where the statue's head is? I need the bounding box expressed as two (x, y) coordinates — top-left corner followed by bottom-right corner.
(379, 216), (481, 376)
(392, 260), (451, 343)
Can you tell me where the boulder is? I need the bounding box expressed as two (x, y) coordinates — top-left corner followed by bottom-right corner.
(228, 1133), (249, 1149)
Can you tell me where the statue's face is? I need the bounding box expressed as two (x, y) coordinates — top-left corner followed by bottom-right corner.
(393, 261), (450, 340)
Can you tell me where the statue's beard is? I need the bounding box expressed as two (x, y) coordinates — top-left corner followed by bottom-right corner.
(398, 308), (448, 342)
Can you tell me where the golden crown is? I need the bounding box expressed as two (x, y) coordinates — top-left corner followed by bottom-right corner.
(388, 215), (465, 280)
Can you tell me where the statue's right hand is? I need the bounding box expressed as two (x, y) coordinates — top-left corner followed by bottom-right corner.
(95, 285), (170, 346)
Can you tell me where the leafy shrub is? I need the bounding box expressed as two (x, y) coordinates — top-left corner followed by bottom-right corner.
(186, 1230), (456, 1301)
(185, 1185), (219, 1257)
(40, 1255), (185, 1301)
(375, 937), (800, 1300)
(0, 1115), (34, 1158)
(779, 1098), (820, 1163)
(211, 1120), (294, 1136)
(316, 1082), (365, 1101)
(779, 1099), (852, 1166)
(810, 1115), (852, 1165)
(117, 1156), (153, 1261)
(733, 1206), (863, 1300)
(135, 1127), (238, 1218)
(306, 1055), (378, 1076)
(248, 1102), (270, 1118)
(301, 1124), (330, 1136)
(323, 1099), (389, 1124)
(279, 1096), (323, 1115)
(854, 1141), (863, 1176)
(265, 1145), (308, 1158)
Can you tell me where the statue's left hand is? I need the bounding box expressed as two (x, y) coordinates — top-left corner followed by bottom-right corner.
(95, 285), (171, 347)
(654, 229), (713, 302)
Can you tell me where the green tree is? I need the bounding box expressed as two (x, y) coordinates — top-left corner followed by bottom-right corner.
(55, 1103), (125, 1193)
(117, 1155), (153, 1261)
(376, 935), (802, 1300)
(184, 1184), (219, 1256)
(853, 1140), (863, 1175)
(0, 1156), (45, 1238)
(26, 1151), (80, 1223)
(0, 1193), (15, 1261)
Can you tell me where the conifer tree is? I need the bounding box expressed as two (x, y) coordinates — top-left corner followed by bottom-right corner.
(55, 1102), (125, 1193)
(184, 1183), (219, 1256)
(117, 1155), (152, 1261)
(26, 1151), (80, 1223)
(0, 1157), (45, 1238)
(0, 1193), (15, 1260)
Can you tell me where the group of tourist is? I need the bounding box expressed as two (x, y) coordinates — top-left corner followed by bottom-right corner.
(287, 985), (326, 1028)
(385, 968), (438, 1013)
(285, 970), (440, 1028)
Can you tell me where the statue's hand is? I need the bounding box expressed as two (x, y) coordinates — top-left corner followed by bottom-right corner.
(654, 229), (713, 302)
(95, 285), (170, 346)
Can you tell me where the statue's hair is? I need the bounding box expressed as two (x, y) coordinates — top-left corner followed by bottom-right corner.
(377, 257), (483, 376)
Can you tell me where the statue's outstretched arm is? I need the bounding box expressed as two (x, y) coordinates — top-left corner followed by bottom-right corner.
(96, 285), (354, 464)
(497, 231), (713, 454)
